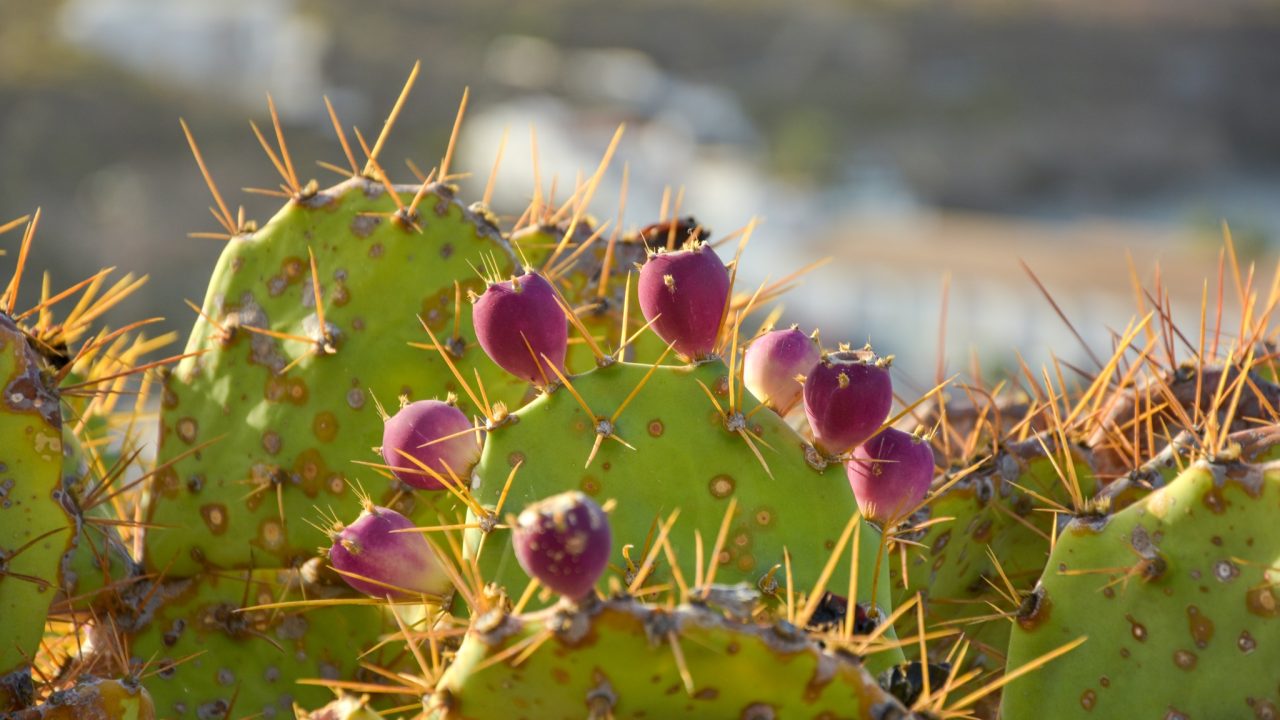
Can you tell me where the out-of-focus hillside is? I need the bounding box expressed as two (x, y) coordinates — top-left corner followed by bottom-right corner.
(1, 0), (1278, 384)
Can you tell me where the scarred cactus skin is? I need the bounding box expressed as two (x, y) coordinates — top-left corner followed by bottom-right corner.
(4, 677), (155, 720)
(381, 397), (479, 490)
(471, 270), (567, 388)
(846, 428), (934, 523)
(637, 242), (730, 361)
(1001, 459), (1280, 719)
(0, 314), (74, 709)
(743, 326), (821, 414)
(328, 504), (452, 599)
(512, 491), (611, 600)
(803, 346), (893, 457)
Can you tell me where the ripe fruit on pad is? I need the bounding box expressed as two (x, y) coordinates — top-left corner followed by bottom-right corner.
(471, 270), (567, 388)
(381, 397), (478, 490)
(803, 346), (893, 456)
(637, 241), (730, 360)
(845, 427), (934, 522)
(512, 491), (611, 600)
(328, 505), (451, 599)
(743, 326), (821, 414)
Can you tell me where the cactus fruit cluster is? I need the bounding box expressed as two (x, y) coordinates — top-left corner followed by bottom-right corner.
(2, 64), (1279, 719)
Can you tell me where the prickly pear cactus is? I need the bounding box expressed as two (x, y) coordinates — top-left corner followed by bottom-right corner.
(0, 313), (74, 709)
(428, 596), (911, 719)
(145, 177), (530, 576)
(466, 359), (896, 630)
(1002, 459), (1280, 718)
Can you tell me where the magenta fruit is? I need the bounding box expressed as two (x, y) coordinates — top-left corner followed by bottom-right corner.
(328, 504), (452, 599)
(512, 491), (611, 600)
(637, 241), (730, 360)
(381, 396), (478, 490)
(743, 325), (821, 414)
(471, 270), (567, 387)
(802, 345), (893, 456)
(845, 427), (934, 523)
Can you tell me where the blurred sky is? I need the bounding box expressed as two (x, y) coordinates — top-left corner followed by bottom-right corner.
(2, 0), (1279, 389)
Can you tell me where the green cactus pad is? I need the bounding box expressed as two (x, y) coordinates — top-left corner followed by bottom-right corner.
(467, 359), (895, 636)
(129, 568), (398, 720)
(1002, 459), (1280, 719)
(0, 315), (74, 703)
(145, 178), (530, 576)
(429, 597), (910, 719)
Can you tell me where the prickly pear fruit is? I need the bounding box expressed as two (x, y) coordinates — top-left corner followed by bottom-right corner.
(637, 242), (730, 360)
(846, 428), (934, 522)
(381, 397), (479, 490)
(743, 325), (820, 414)
(803, 346), (893, 456)
(472, 270), (567, 388)
(328, 504), (452, 599)
(0, 313), (74, 709)
(512, 491), (611, 600)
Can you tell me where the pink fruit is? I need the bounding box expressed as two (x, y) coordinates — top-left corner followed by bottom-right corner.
(381, 398), (478, 490)
(472, 270), (567, 387)
(743, 326), (821, 414)
(803, 345), (893, 456)
(637, 241), (730, 360)
(512, 491), (611, 600)
(328, 505), (452, 599)
(845, 428), (934, 522)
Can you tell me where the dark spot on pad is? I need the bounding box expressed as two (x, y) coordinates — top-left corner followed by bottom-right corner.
(709, 474), (735, 498)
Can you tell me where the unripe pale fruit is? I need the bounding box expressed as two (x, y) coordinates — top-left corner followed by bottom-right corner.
(472, 270), (567, 387)
(803, 346), (893, 456)
(845, 428), (934, 522)
(637, 242), (730, 360)
(328, 505), (452, 599)
(512, 491), (611, 600)
(381, 398), (478, 490)
(743, 326), (821, 414)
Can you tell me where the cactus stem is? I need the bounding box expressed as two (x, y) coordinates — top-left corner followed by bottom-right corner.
(413, 318), (495, 424)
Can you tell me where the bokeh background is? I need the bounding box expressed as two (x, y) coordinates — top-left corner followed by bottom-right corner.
(3, 0), (1279, 394)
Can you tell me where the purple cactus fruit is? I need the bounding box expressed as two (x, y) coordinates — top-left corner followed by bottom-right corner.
(637, 241), (730, 360)
(381, 397), (478, 490)
(802, 345), (893, 456)
(512, 491), (611, 600)
(328, 505), (452, 599)
(743, 326), (821, 414)
(471, 270), (567, 387)
(845, 428), (934, 523)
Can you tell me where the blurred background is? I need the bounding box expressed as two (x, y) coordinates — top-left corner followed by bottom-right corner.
(3, 0), (1279, 393)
